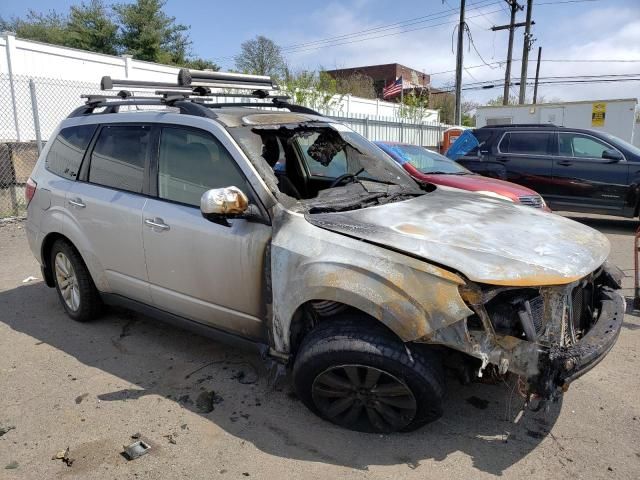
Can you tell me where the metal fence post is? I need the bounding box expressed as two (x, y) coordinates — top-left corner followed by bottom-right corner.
(29, 79), (43, 154)
(3, 32), (21, 141)
(365, 116), (370, 139)
(419, 123), (424, 147)
(400, 121), (404, 143)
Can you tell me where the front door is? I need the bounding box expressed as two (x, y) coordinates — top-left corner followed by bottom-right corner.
(142, 125), (271, 340)
(551, 131), (629, 213)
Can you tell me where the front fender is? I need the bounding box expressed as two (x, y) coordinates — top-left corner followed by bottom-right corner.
(270, 208), (473, 353)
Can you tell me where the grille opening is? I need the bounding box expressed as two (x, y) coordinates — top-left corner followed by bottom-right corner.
(467, 288), (542, 339)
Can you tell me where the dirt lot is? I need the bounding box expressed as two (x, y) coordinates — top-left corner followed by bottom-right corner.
(1, 214), (639, 479)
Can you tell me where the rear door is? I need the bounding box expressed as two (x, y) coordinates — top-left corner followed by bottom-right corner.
(141, 125), (271, 340)
(551, 131), (629, 213)
(68, 124), (152, 303)
(492, 130), (556, 196)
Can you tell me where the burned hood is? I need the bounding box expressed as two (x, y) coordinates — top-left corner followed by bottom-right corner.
(305, 186), (610, 286)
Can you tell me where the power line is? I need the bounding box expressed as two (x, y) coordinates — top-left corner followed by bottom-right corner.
(537, 0), (600, 5)
(283, 8), (506, 54)
(428, 58), (640, 76)
(281, 0), (499, 51)
(433, 74), (640, 93)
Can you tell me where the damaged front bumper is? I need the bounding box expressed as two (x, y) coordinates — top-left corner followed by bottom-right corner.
(533, 286), (625, 399)
(428, 263), (625, 402)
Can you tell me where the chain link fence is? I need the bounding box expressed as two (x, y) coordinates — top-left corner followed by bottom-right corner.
(0, 73), (450, 218)
(0, 74), (104, 217)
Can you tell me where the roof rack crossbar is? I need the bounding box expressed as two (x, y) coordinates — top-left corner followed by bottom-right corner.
(68, 98), (218, 119)
(101, 76), (187, 91)
(178, 68), (277, 90)
(199, 98), (321, 116)
(82, 92), (160, 101)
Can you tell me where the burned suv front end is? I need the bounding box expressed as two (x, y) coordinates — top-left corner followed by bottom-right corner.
(457, 263), (624, 402)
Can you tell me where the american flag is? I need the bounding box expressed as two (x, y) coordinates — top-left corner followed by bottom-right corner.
(383, 76), (405, 99)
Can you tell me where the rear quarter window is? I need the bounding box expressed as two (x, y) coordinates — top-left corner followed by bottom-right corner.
(499, 132), (553, 155)
(45, 125), (97, 180)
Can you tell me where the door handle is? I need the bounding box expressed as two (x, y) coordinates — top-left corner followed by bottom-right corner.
(557, 160), (573, 166)
(144, 218), (170, 231)
(68, 198), (86, 208)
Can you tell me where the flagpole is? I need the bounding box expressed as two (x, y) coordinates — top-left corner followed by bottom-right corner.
(400, 77), (403, 105)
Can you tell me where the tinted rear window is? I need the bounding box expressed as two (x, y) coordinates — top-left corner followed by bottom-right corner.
(499, 132), (552, 155)
(45, 125), (97, 180)
(88, 125), (150, 193)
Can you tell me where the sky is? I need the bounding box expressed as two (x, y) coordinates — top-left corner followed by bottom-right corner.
(2, 0), (640, 104)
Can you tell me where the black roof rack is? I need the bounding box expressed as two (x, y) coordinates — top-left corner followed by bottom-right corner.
(70, 69), (323, 118)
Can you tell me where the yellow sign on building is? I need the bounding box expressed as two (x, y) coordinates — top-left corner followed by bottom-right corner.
(592, 102), (606, 127)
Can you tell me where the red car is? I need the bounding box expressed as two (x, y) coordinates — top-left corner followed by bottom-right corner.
(375, 141), (550, 210)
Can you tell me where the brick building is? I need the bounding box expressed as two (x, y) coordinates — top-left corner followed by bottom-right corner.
(326, 63), (430, 100)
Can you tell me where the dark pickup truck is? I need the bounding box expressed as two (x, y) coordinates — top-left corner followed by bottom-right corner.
(456, 124), (640, 217)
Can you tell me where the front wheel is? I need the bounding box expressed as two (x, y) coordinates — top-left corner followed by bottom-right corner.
(292, 316), (445, 433)
(51, 239), (102, 322)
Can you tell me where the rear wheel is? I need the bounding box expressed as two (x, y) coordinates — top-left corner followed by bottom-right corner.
(292, 316), (445, 433)
(50, 239), (102, 322)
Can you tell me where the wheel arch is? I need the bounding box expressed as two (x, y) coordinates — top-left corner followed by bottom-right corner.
(271, 259), (472, 356)
(287, 299), (402, 358)
(40, 231), (105, 291)
(41, 232), (71, 287)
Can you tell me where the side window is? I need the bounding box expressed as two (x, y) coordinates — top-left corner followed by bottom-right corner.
(158, 127), (251, 207)
(297, 132), (348, 178)
(45, 125), (97, 180)
(88, 125), (150, 193)
(499, 132), (552, 155)
(559, 133), (613, 159)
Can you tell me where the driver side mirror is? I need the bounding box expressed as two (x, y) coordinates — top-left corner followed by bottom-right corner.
(200, 186), (250, 226)
(602, 149), (623, 163)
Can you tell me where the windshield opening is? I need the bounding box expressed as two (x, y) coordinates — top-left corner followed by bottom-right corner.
(228, 121), (425, 211)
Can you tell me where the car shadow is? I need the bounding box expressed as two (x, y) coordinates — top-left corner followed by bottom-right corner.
(1, 282), (564, 475)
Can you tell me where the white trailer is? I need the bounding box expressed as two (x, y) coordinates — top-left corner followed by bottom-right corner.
(475, 98), (638, 143)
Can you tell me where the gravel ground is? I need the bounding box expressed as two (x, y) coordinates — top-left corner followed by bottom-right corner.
(0, 214), (639, 479)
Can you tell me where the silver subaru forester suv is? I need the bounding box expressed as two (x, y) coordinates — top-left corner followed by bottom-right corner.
(25, 69), (625, 433)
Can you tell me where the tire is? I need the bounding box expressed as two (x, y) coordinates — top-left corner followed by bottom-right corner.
(292, 316), (445, 433)
(50, 239), (102, 322)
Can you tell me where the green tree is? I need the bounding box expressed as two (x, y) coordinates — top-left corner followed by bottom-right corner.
(282, 69), (343, 112)
(67, 0), (118, 55)
(181, 57), (220, 71)
(1, 10), (68, 46)
(398, 90), (431, 122)
(428, 90), (455, 124)
(334, 73), (376, 99)
(2, 1), (220, 69)
(461, 100), (479, 127)
(113, 0), (190, 64)
(235, 36), (286, 79)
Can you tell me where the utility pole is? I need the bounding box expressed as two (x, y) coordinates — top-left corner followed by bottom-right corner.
(518, 0), (534, 104)
(533, 46), (542, 104)
(454, 0), (466, 125)
(492, 1), (524, 105)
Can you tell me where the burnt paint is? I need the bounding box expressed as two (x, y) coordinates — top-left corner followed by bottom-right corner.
(306, 186), (610, 287)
